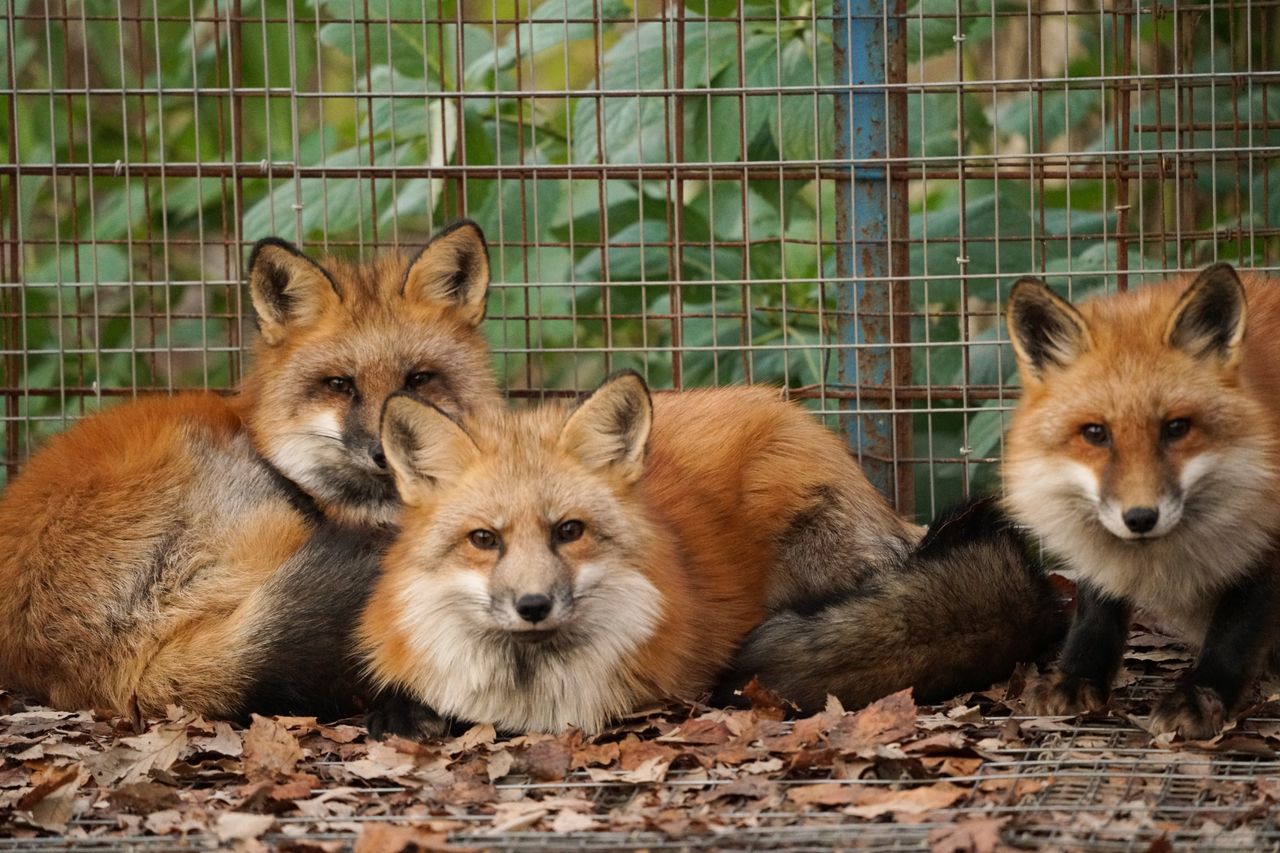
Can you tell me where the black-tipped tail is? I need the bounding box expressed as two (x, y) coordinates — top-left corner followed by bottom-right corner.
(718, 496), (1067, 711)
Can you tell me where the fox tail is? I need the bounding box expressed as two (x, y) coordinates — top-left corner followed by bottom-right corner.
(720, 496), (1067, 711)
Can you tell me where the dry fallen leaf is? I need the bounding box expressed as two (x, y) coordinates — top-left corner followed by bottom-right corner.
(86, 718), (190, 785)
(550, 808), (598, 833)
(517, 737), (572, 781)
(243, 715), (304, 781)
(788, 780), (968, 817)
(108, 780), (180, 814)
(655, 718), (732, 746)
(215, 811), (276, 842)
(929, 816), (1008, 853)
(201, 721), (244, 757)
(485, 748), (514, 781)
(826, 690), (917, 754)
(354, 823), (452, 853)
(16, 763), (88, 831)
(342, 741), (416, 782)
(586, 754), (671, 784)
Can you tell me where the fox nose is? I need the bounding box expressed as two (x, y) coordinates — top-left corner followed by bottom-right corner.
(515, 594), (553, 624)
(1123, 507), (1159, 534)
(369, 442), (387, 469)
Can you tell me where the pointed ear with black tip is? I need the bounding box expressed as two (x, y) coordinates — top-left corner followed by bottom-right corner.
(557, 371), (653, 484)
(1006, 277), (1094, 380)
(380, 394), (482, 507)
(247, 238), (342, 345)
(1164, 263), (1247, 365)
(402, 220), (491, 327)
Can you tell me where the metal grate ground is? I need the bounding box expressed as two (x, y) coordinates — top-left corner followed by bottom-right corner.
(4, 637), (1280, 851)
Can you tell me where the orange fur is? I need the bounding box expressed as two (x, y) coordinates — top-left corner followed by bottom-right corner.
(0, 224), (499, 717)
(0, 394), (303, 714)
(361, 377), (918, 732)
(1005, 265), (1280, 737)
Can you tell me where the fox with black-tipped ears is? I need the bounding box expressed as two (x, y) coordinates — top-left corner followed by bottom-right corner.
(0, 222), (502, 720)
(358, 371), (1065, 736)
(1005, 263), (1280, 738)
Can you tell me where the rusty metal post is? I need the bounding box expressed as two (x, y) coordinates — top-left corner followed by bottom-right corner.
(833, 0), (913, 512)
(3, 0), (20, 480)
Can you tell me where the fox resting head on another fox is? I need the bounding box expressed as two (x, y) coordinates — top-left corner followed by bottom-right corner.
(240, 221), (501, 527)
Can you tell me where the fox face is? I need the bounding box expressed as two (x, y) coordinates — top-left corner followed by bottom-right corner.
(1004, 264), (1280, 629)
(364, 373), (666, 731)
(241, 222), (500, 528)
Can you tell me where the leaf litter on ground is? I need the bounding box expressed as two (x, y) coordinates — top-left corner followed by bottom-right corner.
(3, 624), (1280, 848)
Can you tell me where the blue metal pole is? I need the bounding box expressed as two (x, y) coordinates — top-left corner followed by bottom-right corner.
(833, 0), (912, 512)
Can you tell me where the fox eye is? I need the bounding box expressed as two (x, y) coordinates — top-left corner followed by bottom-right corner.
(468, 529), (500, 550)
(1080, 423), (1110, 447)
(1162, 418), (1192, 442)
(323, 376), (355, 395)
(405, 371), (436, 390)
(553, 519), (585, 545)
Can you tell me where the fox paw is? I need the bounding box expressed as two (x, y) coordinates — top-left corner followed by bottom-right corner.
(1023, 671), (1108, 716)
(366, 693), (449, 741)
(1150, 684), (1226, 740)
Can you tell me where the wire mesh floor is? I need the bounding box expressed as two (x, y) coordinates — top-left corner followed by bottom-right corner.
(3, 630), (1280, 852)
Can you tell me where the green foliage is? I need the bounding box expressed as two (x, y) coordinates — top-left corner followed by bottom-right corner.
(9, 0), (1279, 515)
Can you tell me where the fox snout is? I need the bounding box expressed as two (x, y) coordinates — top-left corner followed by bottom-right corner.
(1098, 492), (1183, 540)
(492, 579), (573, 638)
(1121, 506), (1159, 534)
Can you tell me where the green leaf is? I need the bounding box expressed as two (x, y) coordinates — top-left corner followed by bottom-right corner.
(684, 0), (738, 17)
(475, 0), (629, 76)
(906, 0), (1019, 61)
(241, 142), (413, 241)
(572, 19), (737, 164)
(768, 35), (824, 162)
(316, 0), (445, 79)
(992, 87), (1104, 152)
(25, 244), (131, 285)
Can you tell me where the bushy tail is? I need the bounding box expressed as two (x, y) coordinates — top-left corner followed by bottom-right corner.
(720, 496), (1067, 711)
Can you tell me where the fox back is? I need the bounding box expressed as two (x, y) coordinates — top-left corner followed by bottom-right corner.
(361, 375), (919, 733)
(1004, 264), (1280, 640)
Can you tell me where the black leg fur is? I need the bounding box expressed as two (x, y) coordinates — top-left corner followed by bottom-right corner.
(1025, 581), (1129, 716)
(1151, 566), (1278, 738)
(718, 496), (1068, 711)
(233, 524), (395, 721)
(366, 689), (451, 740)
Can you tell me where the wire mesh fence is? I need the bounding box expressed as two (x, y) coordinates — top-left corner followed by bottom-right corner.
(3, 0), (1279, 520)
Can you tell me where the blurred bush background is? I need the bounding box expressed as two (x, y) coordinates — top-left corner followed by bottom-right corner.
(3, 0), (1278, 517)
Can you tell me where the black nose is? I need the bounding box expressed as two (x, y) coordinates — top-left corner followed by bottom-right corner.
(369, 443), (387, 469)
(515, 594), (553, 624)
(1122, 507), (1159, 534)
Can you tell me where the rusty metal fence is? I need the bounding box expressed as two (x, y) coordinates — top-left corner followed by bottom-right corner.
(2, 1), (1278, 519)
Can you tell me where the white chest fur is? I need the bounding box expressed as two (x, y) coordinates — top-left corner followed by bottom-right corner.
(392, 565), (664, 732)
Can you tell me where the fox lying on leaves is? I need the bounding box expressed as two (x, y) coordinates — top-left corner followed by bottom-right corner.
(0, 222), (500, 720)
(1006, 263), (1280, 739)
(359, 372), (1065, 736)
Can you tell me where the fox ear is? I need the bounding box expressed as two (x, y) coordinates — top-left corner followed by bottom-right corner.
(402, 220), (490, 327)
(1165, 263), (1246, 365)
(558, 371), (652, 484)
(381, 394), (481, 506)
(1006, 277), (1093, 379)
(247, 239), (342, 346)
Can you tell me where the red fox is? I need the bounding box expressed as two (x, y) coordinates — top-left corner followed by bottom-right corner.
(238, 222), (499, 528)
(1005, 263), (1280, 738)
(358, 373), (1064, 735)
(0, 222), (500, 719)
